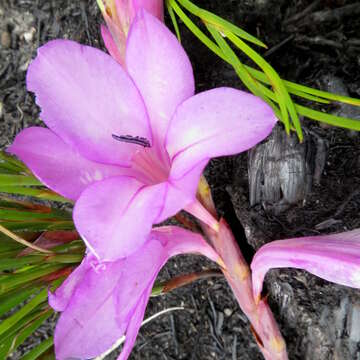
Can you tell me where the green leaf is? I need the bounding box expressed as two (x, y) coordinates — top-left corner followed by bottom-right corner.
(0, 287), (48, 337)
(0, 152), (28, 174)
(1, 221), (75, 233)
(167, 0), (227, 61)
(167, 0), (360, 133)
(296, 104), (360, 130)
(205, 23), (281, 119)
(166, 0), (181, 42)
(244, 65), (360, 106)
(0, 264), (65, 295)
(0, 175), (42, 186)
(21, 337), (54, 360)
(0, 186), (70, 202)
(176, 0), (267, 48)
(0, 209), (69, 222)
(0, 255), (45, 271)
(0, 309), (53, 359)
(225, 31), (303, 140)
(0, 286), (40, 317)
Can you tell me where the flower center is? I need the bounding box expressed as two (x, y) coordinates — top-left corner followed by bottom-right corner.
(112, 133), (170, 184)
(131, 146), (170, 184)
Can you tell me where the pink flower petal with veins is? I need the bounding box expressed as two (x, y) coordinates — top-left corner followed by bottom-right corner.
(126, 10), (195, 145)
(10, 12), (277, 261)
(8, 127), (128, 201)
(50, 226), (220, 360)
(26, 39), (151, 167)
(251, 229), (360, 301)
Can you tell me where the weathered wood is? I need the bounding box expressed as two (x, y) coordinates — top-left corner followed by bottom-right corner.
(247, 124), (326, 214)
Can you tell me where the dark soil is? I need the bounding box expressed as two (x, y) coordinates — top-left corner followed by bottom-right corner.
(1, 0), (360, 359)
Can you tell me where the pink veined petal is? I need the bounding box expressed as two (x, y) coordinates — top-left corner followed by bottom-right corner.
(155, 159), (208, 224)
(114, 228), (220, 359)
(166, 87), (277, 180)
(101, 24), (125, 65)
(251, 229), (360, 301)
(126, 10), (194, 145)
(7, 127), (128, 201)
(53, 258), (126, 360)
(117, 288), (152, 360)
(27, 39), (151, 166)
(155, 181), (194, 223)
(73, 177), (167, 260)
(48, 254), (93, 312)
(151, 226), (220, 263)
(115, 239), (165, 323)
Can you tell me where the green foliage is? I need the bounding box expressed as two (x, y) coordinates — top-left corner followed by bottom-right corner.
(0, 152), (83, 358)
(166, 0), (360, 139)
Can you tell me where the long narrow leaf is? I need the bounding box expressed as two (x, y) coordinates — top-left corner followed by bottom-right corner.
(205, 23), (281, 119)
(0, 186), (70, 202)
(176, 0), (267, 47)
(0, 286), (40, 317)
(166, 0), (181, 41)
(2, 221), (75, 232)
(21, 337), (54, 360)
(245, 66), (360, 106)
(0, 310), (53, 359)
(0, 288), (48, 337)
(0, 265), (64, 295)
(0, 175), (42, 186)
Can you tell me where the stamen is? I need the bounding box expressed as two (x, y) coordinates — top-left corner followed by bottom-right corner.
(112, 134), (151, 148)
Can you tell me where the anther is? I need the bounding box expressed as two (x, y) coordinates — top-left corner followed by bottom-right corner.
(112, 134), (151, 148)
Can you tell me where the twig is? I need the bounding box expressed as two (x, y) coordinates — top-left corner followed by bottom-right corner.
(264, 35), (294, 58)
(0, 224), (53, 254)
(170, 314), (179, 356)
(301, 4), (360, 25)
(283, 0), (322, 25)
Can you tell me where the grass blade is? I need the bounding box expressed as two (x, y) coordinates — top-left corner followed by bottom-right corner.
(0, 264), (65, 295)
(0, 309), (53, 359)
(0, 175), (42, 186)
(166, 0), (181, 41)
(0, 186), (70, 202)
(21, 337), (54, 360)
(176, 0), (267, 48)
(0, 286), (41, 317)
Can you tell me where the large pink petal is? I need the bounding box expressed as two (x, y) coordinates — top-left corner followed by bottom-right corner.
(53, 258), (126, 360)
(126, 10), (194, 145)
(117, 290), (151, 360)
(156, 181), (193, 223)
(73, 177), (167, 260)
(27, 39), (151, 166)
(8, 127), (127, 200)
(48, 254), (92, 312)
(166, 88), (277, 180)
(251, 229), (360, 301)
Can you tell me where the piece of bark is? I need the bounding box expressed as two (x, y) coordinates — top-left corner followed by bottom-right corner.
(247, 124), (325, 214)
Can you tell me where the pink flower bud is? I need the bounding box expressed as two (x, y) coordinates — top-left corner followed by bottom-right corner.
(98, 0), (164, 65)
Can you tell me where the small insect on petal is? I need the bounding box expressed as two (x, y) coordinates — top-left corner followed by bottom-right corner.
(112, 134), (151, 148)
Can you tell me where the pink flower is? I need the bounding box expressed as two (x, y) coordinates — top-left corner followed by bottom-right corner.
(9, 11), (276, 261)
(98, 0), (164, 65)
(48, 226), (221, 360)
(251, 229), (360, 302)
